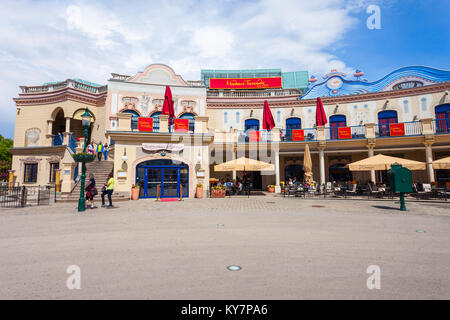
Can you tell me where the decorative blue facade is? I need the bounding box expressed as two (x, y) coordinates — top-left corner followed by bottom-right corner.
(301, 66), (450, 100)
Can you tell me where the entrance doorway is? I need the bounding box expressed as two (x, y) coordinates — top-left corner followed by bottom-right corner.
(284, 164), (304, 182)
(329, 163), (352, 182)
(136, 159), (189, 198)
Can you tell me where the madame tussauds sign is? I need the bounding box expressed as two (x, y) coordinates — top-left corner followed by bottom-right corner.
(142, 143), (184, 152)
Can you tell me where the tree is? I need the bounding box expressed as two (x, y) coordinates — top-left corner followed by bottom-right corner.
(0, 134), (13, 162)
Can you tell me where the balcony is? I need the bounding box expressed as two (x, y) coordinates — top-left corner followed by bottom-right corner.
(20, 79), (107, 94)
(234, 119), (446, 144)
(207, 88), (301, 98)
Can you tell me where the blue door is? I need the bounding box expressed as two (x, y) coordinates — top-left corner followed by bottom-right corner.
(136, 159), (189, 198)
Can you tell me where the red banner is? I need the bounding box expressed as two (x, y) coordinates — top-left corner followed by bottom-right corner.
(249, 131), (261, 142)
(174, 118), (189, 132)
(292, 129), (305, 141)
(389, 123), (405, 136)
(338, 127), (352, 139)
(138, 117), (153, 132)
(210, 77), (282, 90)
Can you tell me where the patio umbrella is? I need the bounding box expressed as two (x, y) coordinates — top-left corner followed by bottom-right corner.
(262, 100), (275, 130)
(432, 156), (450, 169)
(315, 97), (328, 126)
(214, 157), (274, 172)
(303, 144), (313, 184)
(162, 85), (175, 125)
(347, 154), (426, 171)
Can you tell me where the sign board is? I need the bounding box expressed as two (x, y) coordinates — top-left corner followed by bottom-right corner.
(389, 123), (405, 136)
(209, 77), (282, 90)
(292, 129), (305, 141)
(338, 127), (352, 139)
(249, 131), (261, 142)
(142, 143), (184, 152)
(174, 119), (189, 132)
(138, 117), (153, 132)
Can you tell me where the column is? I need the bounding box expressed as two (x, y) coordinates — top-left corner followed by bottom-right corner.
(47, 120), (53, 135)
(368, 145), (376, 183)
(274, 148), (281, 193)
(424, 142), (435, 183)
(319, 147), (325, 185)
(65, 117), (71, 133)
(232, 146), (237, 180)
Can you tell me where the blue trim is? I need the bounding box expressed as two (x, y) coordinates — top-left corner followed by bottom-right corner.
(378, 110), (398, 119)
(330, 115), (346, 124)
(122, 110), (140, 130)
(245, 119), (260, 131)
(436, 104), (450, 113)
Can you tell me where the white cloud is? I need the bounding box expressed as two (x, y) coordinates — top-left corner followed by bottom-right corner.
(0, 0), (369, 137)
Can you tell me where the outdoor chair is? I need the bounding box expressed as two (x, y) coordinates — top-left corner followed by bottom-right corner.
(413, 183), (432, 200)
(322, 182), (333, 198)
(307, 185), (317, 197)
(345, 184), (358, 197)
(367, 184), (382, 199)
(296, 185), (306, 198)
(333, 185), (342, 197)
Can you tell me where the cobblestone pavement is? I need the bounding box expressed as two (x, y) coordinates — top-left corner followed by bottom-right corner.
(0, 194), (449, 299)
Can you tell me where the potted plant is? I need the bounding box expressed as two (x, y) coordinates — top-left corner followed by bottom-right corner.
(72, 152), (96, 163)
(196, 183), (203, 198)
(211, 185), (226, 198)
(131, 184), (140, 200)
(267, 185), (275, 192)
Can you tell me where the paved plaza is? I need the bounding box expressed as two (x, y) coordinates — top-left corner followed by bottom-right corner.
(0, 195), (449, 299)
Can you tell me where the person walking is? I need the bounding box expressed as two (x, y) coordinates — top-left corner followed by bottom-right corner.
(85, 173), (97, 209)
(87, 141), (95, 154)
(97, 142), (103, 161)
(103, 143), (109, 161)
(101, 172), (115, 208)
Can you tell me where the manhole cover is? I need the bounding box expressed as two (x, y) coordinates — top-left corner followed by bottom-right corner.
(227, 265), (242, 271)
(217, 224), (225, 228)
(312, 205), (325, 208)
(416, 229), (426, 233)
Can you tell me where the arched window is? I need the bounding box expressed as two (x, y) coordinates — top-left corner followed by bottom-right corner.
(122, 110), (140, 130)
(224, 112), (228, 124)
(403, 100), (409, 114)
(378, 110), (398, 137)
(150, 112), (161, 132)
(421, 97), (427, 111)
(435, 104), (450, 133)
(329, 115), (346, 140)
(245, 119), (260, 131)
(179, 113), (195, 132)
(236, 112), (240, 123)
(277, 110), (281, 123)
(286, 117), (302, 130)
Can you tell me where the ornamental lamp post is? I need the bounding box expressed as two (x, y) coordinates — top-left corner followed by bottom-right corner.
(78, 108), (92, 212)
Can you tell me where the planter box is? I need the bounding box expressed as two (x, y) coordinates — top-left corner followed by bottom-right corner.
(72, 153), (96, 163)
(196, 187), (203, 198)
(211, 189), (226, 198)
(268, 187), (275, 193)
(131, 187), (140, 200)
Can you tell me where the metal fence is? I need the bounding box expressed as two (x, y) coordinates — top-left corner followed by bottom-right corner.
(0, 186), (27, 208)
(0, 185), (56, 208)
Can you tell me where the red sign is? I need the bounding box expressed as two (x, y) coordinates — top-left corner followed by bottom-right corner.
(138, 117), (153, 132)
(174, 118), (189, 132)
(249, 131), (261, 142)
(209, 77), (282, 90)
(338, 127), (352, 139)
(389, 123), (405, 136)
(292, 129), (305, 141)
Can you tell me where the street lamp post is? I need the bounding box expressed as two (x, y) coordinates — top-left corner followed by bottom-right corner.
(78, 108), (92, 212)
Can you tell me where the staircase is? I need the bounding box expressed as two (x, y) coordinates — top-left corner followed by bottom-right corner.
(58, 160), (128, 203)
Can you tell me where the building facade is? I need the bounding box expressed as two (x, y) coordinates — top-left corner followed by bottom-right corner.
(10, 64), (450, 199)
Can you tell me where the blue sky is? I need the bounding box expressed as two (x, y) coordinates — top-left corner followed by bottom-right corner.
(0, 0), (449, 139)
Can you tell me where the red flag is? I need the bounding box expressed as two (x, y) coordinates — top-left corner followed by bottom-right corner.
(315, 97), (328, 126)
(262, 100), (275, 130)
(162, 86), (175, 119)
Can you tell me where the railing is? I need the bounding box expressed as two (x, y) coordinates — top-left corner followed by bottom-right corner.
(237, 130), (273, 143)
(375, 121), (422, 137)
(325, 125), (366, 140)
(0, 186), (27, 208)
(52, 134), (63, 146)
(433, 118), (450, 134)
(207, 89), (301, 98)
(21, 80), (107, 94)
(280, 128), (317, 142)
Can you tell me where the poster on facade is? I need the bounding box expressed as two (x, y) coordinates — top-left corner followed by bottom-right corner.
(292, 129), (305, 141)
(174, 119), (189, 132)
(389, 123), (405, 136)
(209, 77), (282, 90)
(249, 131), (261, 142)
(338, 127), (352, 139)
(138, 117), (153, 131)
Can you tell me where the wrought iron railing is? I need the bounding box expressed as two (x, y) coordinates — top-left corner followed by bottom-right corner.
(433, 118), (450, 134)
(280, 128), (317, 142)
(237, 130), (273, 143)
(52, 134), (63, 146)
(69, 134), (77, 152)
(375, 121), (422, 137)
